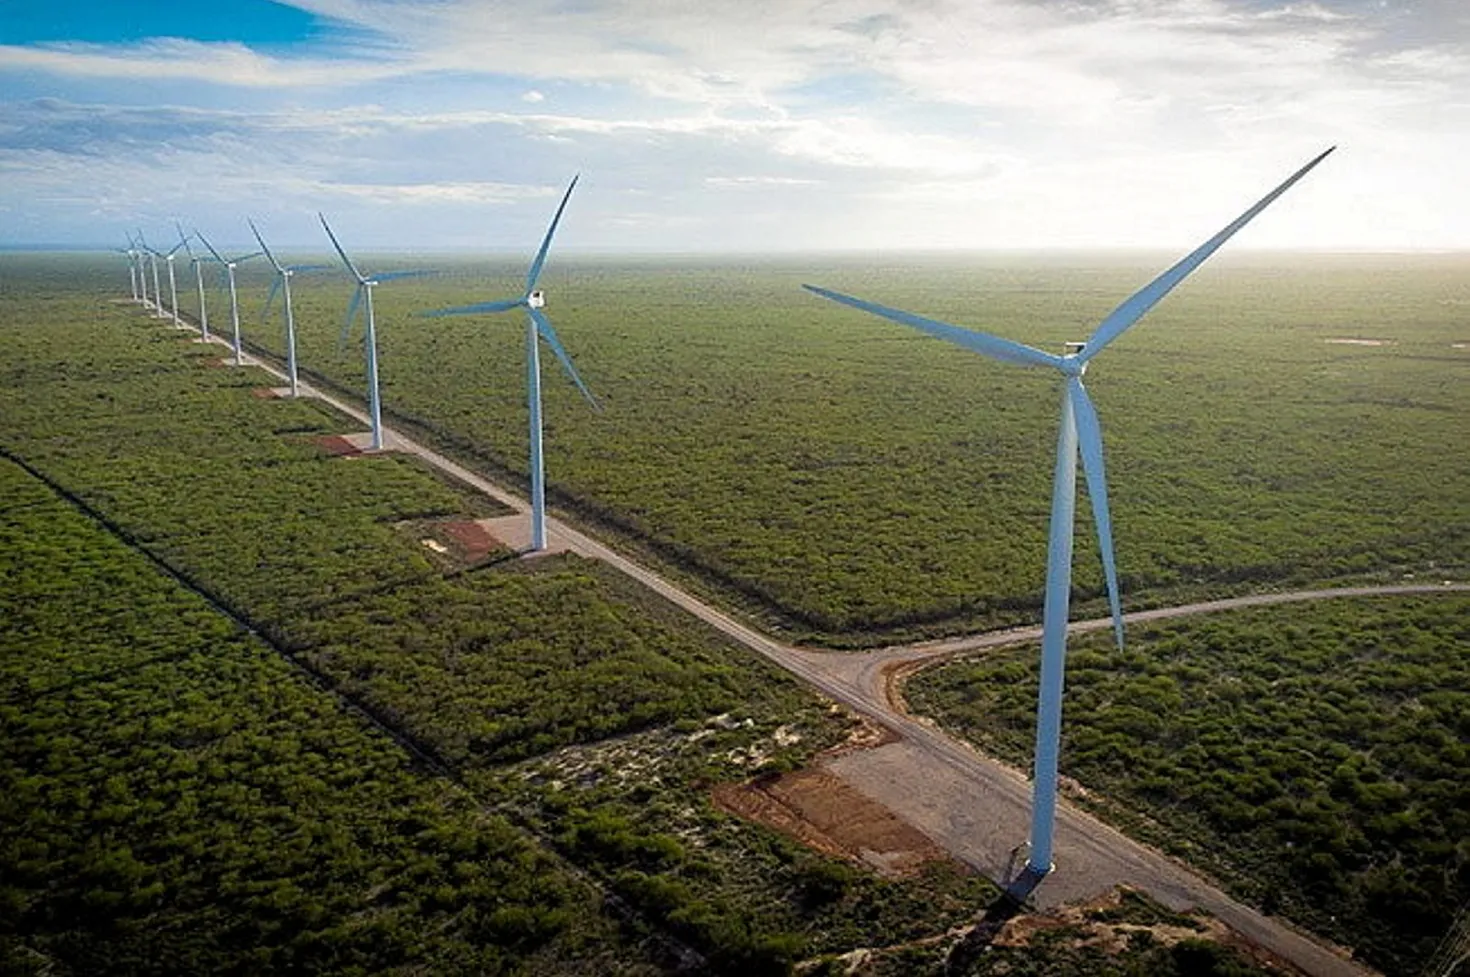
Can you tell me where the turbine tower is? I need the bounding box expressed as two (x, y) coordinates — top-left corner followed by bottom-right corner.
(250, 219), (327, 398)
(422, 175), (599, 552)
(804, 147), (1334, 880)
(194, 230), (262, 367)
(319, 213), (432, 451)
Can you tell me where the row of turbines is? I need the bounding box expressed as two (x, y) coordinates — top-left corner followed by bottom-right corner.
(115, 150), (1334, 883)
(121, 178), (595, 554)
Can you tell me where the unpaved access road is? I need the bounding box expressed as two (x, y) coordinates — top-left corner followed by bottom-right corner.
(212, 331), (1467, 977)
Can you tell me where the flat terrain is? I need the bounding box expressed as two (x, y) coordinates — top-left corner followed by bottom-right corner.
(3, 254), (1465, 976)
(226, 250), (1469, 644)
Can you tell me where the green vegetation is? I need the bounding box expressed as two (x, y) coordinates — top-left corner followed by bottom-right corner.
(3, 255), (1038, 973)
(215, 250), (1469, 644)
(907, 597), (1470, 976)
(0, 456), (647, 975)
(4, 253), (1458, 974)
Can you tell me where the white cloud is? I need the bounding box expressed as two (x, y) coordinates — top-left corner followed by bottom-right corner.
(0, 1), (1466, 249)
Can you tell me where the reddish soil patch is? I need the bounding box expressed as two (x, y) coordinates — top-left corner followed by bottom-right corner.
(251, 387), (282, 399)
(713, 768), (961, 878)
(315, 435), (363, 457)
(437, 520), (502, 562)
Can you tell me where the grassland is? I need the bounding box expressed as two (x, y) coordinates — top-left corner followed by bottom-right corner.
(907, 596), (1470, 977)
(215, 249), (1467, 644)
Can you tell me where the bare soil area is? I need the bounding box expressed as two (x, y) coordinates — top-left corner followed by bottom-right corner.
(314, 435), (363, 457)
(713, 766), (963, 878)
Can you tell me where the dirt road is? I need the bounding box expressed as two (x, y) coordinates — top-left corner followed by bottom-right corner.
(212, 332), (1465, 977)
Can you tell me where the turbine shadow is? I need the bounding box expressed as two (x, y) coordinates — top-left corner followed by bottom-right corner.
(943, 881), (1037, 976)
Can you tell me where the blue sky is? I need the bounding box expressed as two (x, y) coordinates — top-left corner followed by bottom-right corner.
(1, 0), (1466, 251)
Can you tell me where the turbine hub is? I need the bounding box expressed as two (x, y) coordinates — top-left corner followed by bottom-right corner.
(1060, 343), (1087, 377)
(528, 289), (546, 309)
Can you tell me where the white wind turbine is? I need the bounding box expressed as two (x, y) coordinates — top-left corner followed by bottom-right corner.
(117, 239), (140, 303)
(421, 176), (598, 552)
(194, 230), (262, 367)
(250, 219), (328, 398)
(163, 235), (189, 329)
(804, 147), (1334, 881)
(137, 231), (168, 319)
(319, 213), (434, 451)
(177, 223), (215, 342)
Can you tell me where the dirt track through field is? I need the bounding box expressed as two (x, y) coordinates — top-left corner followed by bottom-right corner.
(196, 319), (1468, 977)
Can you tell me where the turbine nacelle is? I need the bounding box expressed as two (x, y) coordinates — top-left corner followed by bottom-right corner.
(527, 289), (546, 309)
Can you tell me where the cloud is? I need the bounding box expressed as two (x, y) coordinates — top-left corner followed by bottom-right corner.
(0, 38), (405, 88)
(0, 1), (1466, 249)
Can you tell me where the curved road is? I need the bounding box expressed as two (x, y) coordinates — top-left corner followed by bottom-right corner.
(214, 332), (1466, 977)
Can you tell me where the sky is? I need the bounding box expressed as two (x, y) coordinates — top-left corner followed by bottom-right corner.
(0, 0), (1466, 252)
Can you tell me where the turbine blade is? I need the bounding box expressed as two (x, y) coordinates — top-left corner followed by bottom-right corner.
(287, 263), (332, 273)
(175, 221), (194, 259)
(1070, 377), (1124, 648)
(529, 306), (599, 410)
(319, 213), (367, 284)
(374, 269), (436, 283)
(525, 174), (579, 294)
(803, 284), (1061, 370)
(263, 277), (284, 323)
(194, 229), (227, 266)
(420, 298), (523, 318)
(248, 219), (283, 272)
(340, 284), (366, 351)
(232, 250), (265, 264)
(1080, 147), (1335, 362)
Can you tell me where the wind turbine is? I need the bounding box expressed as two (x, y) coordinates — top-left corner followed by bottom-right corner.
(194, 230), (262, 367)
(422, 175), (598, 552)
(177, 222), (214, 341)
(116, 239), (140, 303)
(803, 147), (1334, 880)
(137, 231), (165, 316)
(250, 219), (327, 398)
(319, 213), (432, 451)
(162, 236), (189, 329)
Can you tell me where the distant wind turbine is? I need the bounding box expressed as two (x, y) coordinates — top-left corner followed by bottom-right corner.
(117, 239), (140, 303)
(422, 175), (599, 552)
(319, 213), (433, 451)
(162, 236), (189, 329)
(803, 147), (1334, 880)
(194, 230), (262, 367)
(137, 231), (166, 318)
(176, 222), (214, 341)
(250, 219), (327, 399)
(127, 233), (153, 311)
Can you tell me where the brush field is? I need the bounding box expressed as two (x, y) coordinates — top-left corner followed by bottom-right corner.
(2, 252), (1461, 975)
(3, 255), (1214, 976)
(216, 249), (1466, 644)
(907, 596), (1470, 976)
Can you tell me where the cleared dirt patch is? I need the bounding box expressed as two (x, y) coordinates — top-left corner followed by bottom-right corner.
(713, 767), (961, 878)
(314, 435), (363, 457)
(396, 518), (513, 570)
(439, 520), (501, 562)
